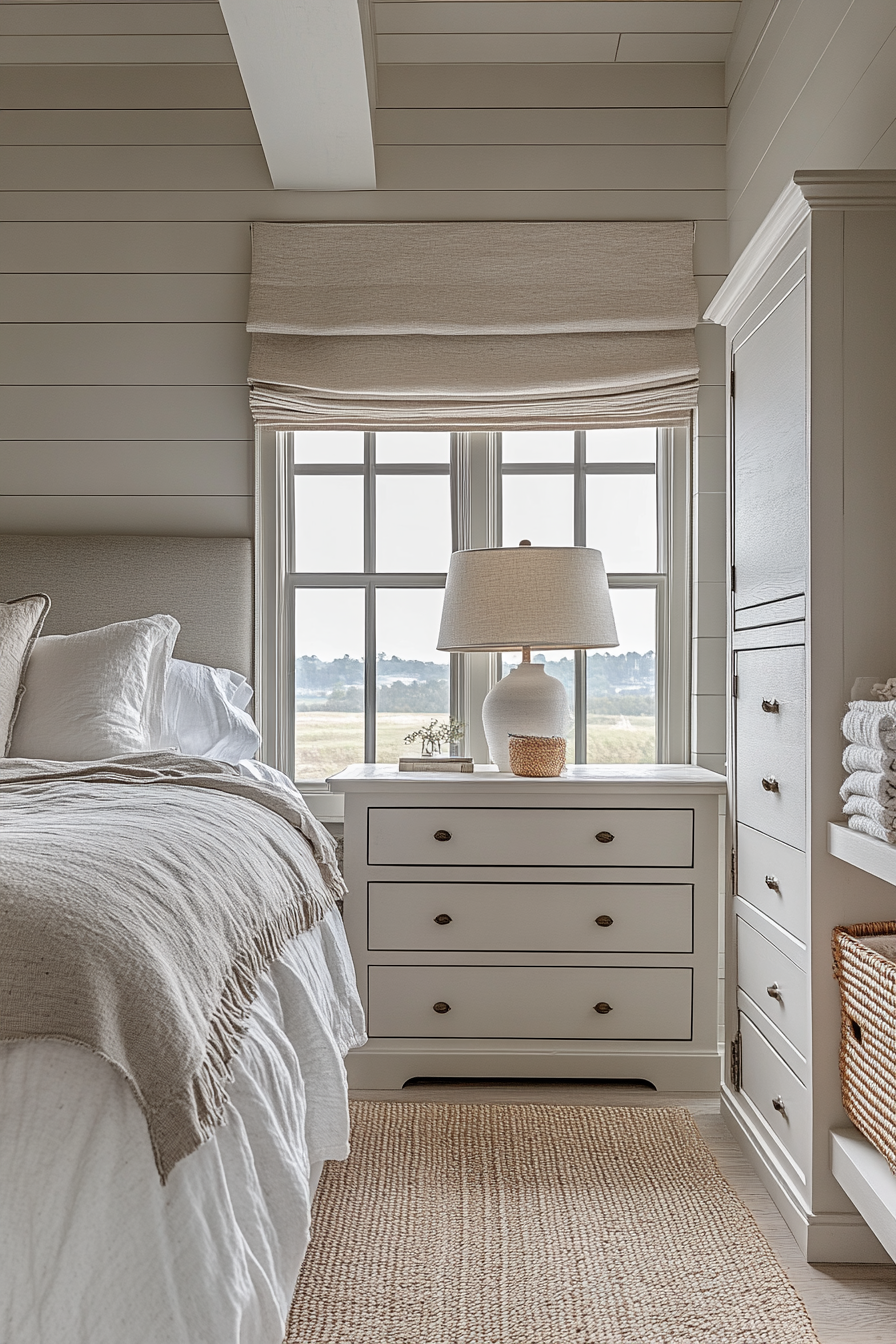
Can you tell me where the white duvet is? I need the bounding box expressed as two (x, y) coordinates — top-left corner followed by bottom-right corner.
(0, 907), (366, 1344)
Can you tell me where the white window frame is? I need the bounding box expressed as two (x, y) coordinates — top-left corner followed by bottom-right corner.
(255, 426), (691, 818)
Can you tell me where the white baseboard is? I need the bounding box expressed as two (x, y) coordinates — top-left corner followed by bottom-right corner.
(722, 1088), (891, 1263)
(347, 1043), (722, 1092)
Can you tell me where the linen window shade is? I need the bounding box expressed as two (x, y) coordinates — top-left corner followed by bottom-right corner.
(246, 222), (699, 430)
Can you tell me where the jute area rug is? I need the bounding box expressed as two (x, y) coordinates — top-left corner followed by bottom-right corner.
(286, 1102), (820, 1344)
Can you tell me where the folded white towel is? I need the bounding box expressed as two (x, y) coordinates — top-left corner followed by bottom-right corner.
(842, 743), (896, 778)
(848, 814), (896, 843)
(843, 794), (896, 827)
(842, 703), (896, 751)
(840, 770), (896, 804)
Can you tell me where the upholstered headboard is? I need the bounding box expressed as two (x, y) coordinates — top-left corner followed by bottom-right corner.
(0, 535), (253, 681)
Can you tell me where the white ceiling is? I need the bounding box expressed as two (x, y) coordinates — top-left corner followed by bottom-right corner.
(374, 2), (741, 65)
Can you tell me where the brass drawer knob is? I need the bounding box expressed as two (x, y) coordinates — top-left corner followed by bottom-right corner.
(761, 776), (780, 793)
(593, 1001), (612, 1014)
(771, 1095), (786, 1115)
(432, 1001), (451, 1014)
(595, 915), (614, 927)
(433, 913), (453, 926)
(761, 699), (780, 713)
(433, 829), (452, 842)
(766, 982), (782, 1001)
(765, 875), (780, 892)
(595, 831), (615, 844)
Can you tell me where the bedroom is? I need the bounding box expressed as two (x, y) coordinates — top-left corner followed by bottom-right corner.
(2, 0), (896, 1340)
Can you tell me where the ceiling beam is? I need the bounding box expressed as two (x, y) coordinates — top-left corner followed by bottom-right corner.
(218, 0), (376, 191)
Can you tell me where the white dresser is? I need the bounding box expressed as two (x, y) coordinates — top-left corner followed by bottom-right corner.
(328, 764), (725, 1091)
(706, 170), (896, 1263)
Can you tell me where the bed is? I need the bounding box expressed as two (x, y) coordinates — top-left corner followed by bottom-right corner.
(0, 535), (366, 1344)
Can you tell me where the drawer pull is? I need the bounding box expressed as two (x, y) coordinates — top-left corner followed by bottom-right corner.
(764, 875), (780, 892)
(595, 915), (614, 928)
(771, 1095), (786, 1115)
(761, 699), (780, 714)
(766, 982), (783, 1001)
(595, 831), (615, 844)
(433, 913), (453, 926)
(593, 1001), (613, 1014)
(761, 776), (780, 793)
(433, 829), (452, 842)
(432, 1001), (451, 1014)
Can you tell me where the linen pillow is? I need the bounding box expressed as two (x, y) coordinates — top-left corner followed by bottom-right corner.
(10, 614), (180, 761)
(160, 659), (262, 763)
(0, 594), (51, 755)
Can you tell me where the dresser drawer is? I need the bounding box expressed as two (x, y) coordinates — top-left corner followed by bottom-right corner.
(739, 1011), (809, 1180)
(367, 807), (694, 868)
(368, 882), (694, 952)
(368, 965), (693, 1039)
(736, 823), (806, 942)
(735, 645), (805, 848)
(737, 918), (808, 1060)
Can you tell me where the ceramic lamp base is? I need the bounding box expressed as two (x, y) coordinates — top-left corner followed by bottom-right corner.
(482, 662), (571, 771)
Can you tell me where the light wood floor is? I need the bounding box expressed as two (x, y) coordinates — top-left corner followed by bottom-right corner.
(350, 1081), (896, 1344)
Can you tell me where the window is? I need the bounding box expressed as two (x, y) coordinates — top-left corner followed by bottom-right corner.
(256, 427), (690, 794)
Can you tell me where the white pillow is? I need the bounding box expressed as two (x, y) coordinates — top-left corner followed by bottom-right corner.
(10, 614), (179, 761)
(160, 659), (261, 763)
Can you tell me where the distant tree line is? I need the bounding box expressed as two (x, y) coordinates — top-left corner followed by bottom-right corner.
(296, 650), (655, 714)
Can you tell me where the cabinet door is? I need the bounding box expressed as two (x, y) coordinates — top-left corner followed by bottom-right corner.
(732, 270), (807, 613)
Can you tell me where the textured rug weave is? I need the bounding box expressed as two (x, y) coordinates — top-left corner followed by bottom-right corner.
(286, 1102), (820, 1344)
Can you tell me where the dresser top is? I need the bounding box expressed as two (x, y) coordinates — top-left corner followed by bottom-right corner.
(327, 763), (726, 794)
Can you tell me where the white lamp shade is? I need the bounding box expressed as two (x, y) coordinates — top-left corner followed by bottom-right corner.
(437, 545), (618, 652)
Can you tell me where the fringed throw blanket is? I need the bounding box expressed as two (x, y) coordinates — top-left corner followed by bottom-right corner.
(0, 754), (347, 1181)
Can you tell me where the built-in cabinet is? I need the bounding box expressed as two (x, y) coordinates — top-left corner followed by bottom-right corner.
(707, 170), (896, 1263)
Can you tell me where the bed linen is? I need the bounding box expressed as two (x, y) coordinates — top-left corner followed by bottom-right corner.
(0, 753), (343, 1178)
(0, 908), (366, 1344)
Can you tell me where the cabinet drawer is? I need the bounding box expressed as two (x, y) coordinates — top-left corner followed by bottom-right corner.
(739, 1011), (809, 1180)
(736, 823), (806, 942)
(367, 807), (694, 868)
(368, 965), (693, 1040)
(737, 918), (808, 1060)
(735, 645), (805, 848)
(368, 882), (694, 952)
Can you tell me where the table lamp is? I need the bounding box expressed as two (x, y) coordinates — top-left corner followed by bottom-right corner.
(437, 541), (619, 771)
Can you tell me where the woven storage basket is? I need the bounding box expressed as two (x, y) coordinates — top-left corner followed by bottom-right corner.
(507, 734), (566, 778)
(832, 921), (896, 1174)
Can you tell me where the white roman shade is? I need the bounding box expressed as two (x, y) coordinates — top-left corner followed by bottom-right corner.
(247, 222), (699, 430)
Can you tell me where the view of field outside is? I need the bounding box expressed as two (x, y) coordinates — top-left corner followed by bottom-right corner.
(292, 428), (658, 781)
(295, 592), (656, 780)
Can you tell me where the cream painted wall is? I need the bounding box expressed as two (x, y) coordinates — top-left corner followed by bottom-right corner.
(727, 0), (896, 263)
(0, 1), (729, 761)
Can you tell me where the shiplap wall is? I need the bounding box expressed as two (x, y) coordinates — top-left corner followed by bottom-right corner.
(727, 0), (896, 262)
(0, 0), (728, 763)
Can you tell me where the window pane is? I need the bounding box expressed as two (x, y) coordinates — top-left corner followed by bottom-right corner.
(294, 475), (364, 573)
(586, 474), (657, 572)
(294, 588), (365, 779)
(502, 474), (574, 547)
(501, 651), (575, 763)
(587, 588), (656, 765)
(586, 428), (656, 463)
(502, 431), (574, 463)
(375, 432), (450, 463)
(375, 475), (452, 573)
(293, 431), (364, 464)
(376, 588), (450, 763)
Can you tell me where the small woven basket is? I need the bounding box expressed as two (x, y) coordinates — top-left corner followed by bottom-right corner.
(507, 734), (566, 778)
(832, 921), (896, 1174)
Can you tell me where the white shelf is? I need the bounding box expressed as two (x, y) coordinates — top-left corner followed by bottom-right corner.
(831, 1130), (896, 1262)
(828, 820), (896, 888)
